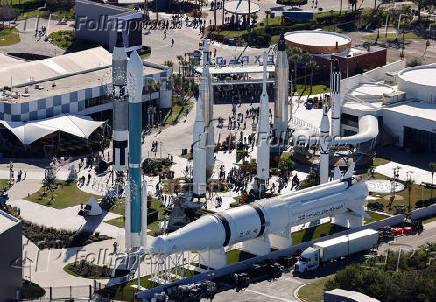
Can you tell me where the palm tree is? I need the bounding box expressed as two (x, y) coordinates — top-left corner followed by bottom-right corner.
(265, 11), (271, 26)
(287, 47), (302, 93)
(349, 0), (357, 12)
(301, 53), (312, 92)
(176, 55), (183, 76)
(307, 60), (318, 96)
(404, 178), (415, 212)
(430, 162), (436, 200)
(164, 60), (173, 68)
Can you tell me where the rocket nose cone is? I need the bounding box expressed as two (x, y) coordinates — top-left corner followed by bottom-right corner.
(149, 237), (166, 254)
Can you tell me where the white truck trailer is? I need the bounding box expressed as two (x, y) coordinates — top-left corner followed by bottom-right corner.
(295, 228), (378, 273)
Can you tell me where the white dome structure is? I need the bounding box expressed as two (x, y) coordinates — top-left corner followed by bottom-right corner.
(397, 64), (436, 102)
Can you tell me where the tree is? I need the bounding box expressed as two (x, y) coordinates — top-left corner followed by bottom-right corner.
(349, 0), (357, 12)
(430, 162), (436, 200)
(287, 47), (303, 94)
(278, 152), (294, 177)
(265, 11), (271, 26)
(301, 53), (312, 92)
(164, 60), (173, 68)
(307, 60), (318, 95)
(176, 55), (184, 76)
(413, 0), (434, 21)
(404, 178), (415, 212)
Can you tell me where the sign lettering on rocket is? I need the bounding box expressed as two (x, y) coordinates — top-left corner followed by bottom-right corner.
(297, 202), (345, 221)
(215, 54), (275, 66)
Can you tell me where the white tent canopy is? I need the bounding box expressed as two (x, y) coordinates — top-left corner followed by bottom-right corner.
(0, 114), (104, 145)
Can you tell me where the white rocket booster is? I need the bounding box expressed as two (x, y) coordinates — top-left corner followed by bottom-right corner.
(112, 31), (129, 172)
(320, 103), (330, 184)
(273, 33), (289, 139)
(200, 39), (215, 167)
(255, 52), (271, 191)
(126, 51), (147, 250)
(149, 179), (369, 255)
(193, 97), (207, 197)
(330, 59), (341, 137)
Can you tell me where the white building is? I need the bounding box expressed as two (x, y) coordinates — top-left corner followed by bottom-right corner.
(340, 61), (436, 153)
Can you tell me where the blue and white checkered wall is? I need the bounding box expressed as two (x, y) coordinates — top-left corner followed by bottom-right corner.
(0, 70), (172, 122)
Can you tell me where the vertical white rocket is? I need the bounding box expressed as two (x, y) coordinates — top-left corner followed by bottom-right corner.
(320, 103), (330, 184)
(273, 33), (289, 140)
(255, 52), (271, 192)
(330, 59), (341, 137)
(112, 31), (129, 172)
(126, 51), (147, 250)
(200, 39), (215, 167)
(193, 97), (207, 198)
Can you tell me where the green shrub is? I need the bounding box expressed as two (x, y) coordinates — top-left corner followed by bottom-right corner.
(22, 280), (45, 299)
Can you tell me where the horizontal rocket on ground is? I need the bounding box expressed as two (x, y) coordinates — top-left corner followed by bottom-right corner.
(149, 179), (368, 255)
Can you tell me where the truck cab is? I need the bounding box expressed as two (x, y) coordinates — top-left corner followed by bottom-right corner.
(294, 247), (320, 273)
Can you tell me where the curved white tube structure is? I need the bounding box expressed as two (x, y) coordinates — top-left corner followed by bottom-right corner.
(149, 179), (368, 255)
(293, 114), (379, 146)
(331, 115), (379, 145)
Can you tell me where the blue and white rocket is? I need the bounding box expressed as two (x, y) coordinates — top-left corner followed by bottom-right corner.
(126, 51), (147, 250)
(255, 52), (271, 192)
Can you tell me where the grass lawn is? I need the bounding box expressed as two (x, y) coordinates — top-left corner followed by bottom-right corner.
(105, 198), (165, 234)
(26, 180), (101, 208)
(48, 30), (99, 52)
(298, 277), (331, 302)
(292, 222), (347, 246)
(296, 84), (330, 96)
(364, 32), (422, 41)
(163, 102), (193, 126)
(105, 269), (198, 301)
(226, 249), (256, 265)
(423, 216), (436, 224)
(373, 157), (391, 166)
(0, 179), (8, 190)
(364, 211), (389, 224)
(0, 28), (20, 46)
(360, 172), (433, 212)
(18, 7), (75, 21)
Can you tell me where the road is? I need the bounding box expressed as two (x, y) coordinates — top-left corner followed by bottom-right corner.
(378, 220), (436, 252)
(206, 220), (436, 302)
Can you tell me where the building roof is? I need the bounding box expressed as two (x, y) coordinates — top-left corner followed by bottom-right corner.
(0, 114), (104, 144)
(0, 53), (25, 69)
(383, 101), (436, 122)
(0, 47), (112, 89)
(0, 209), (19, 235)
(0, 48), (163, 103)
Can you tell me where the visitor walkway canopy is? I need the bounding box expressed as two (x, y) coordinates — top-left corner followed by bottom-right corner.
(0, 114), (104, 145)
(224, 0), (260, 15)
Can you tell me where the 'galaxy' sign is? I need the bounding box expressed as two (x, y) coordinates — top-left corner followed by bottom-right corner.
(215, 54), (275, 66)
